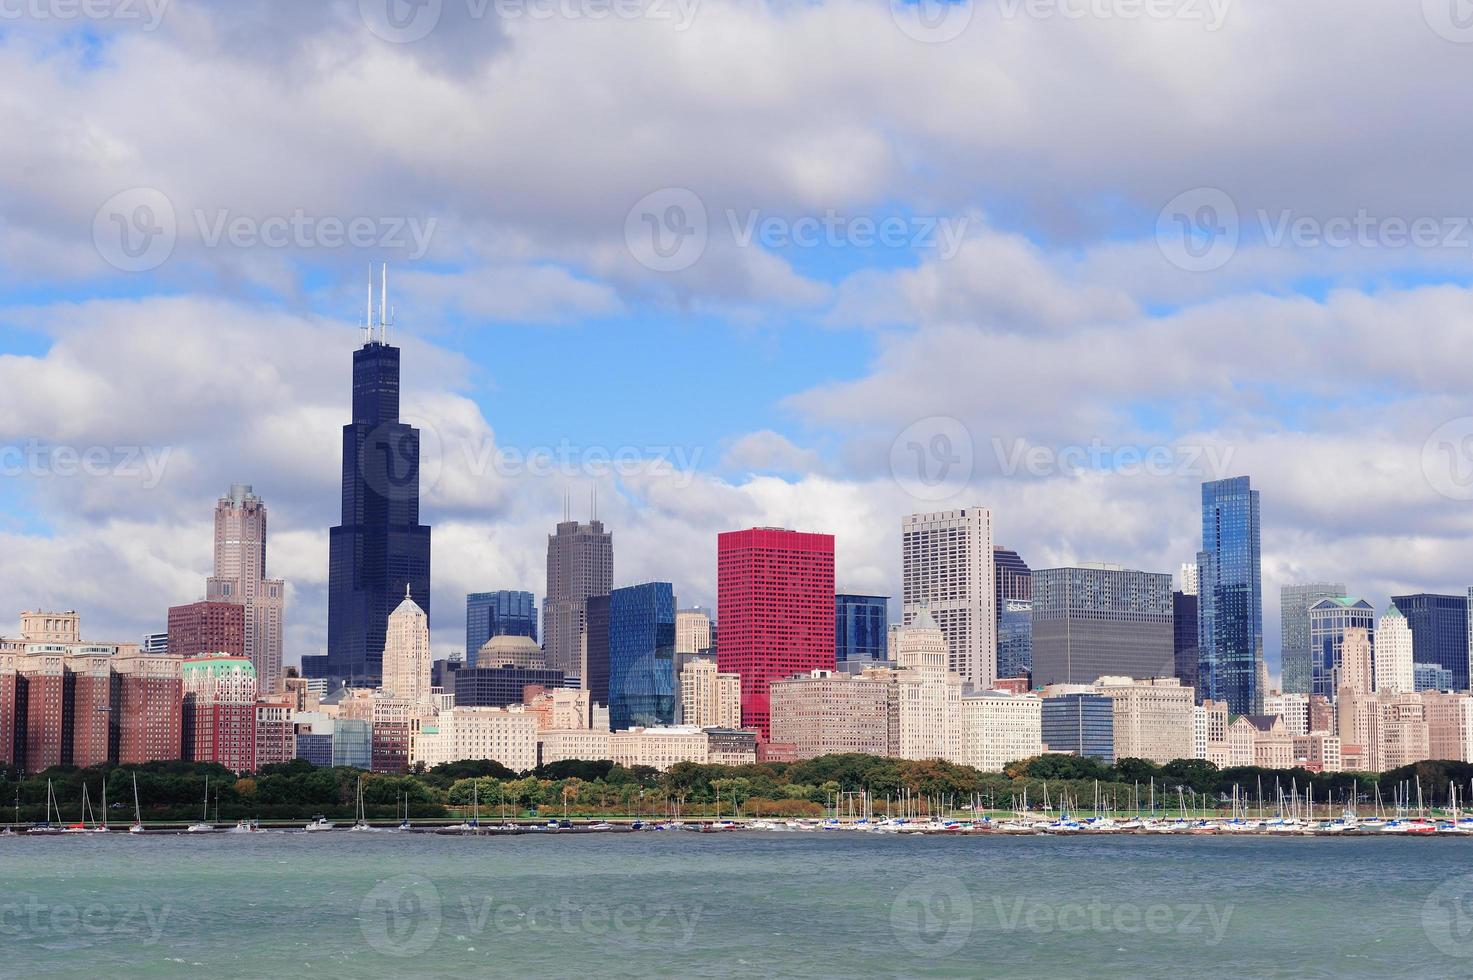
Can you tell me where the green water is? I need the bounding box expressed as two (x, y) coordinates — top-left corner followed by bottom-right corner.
(2, 832), (1469, 978)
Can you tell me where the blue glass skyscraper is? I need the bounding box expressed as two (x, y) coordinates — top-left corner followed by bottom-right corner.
(324, 320), (432, 688)
(466, 590), (538, 665)
(608, 582), (676, 730)
(835, 594), (888, 666)
(1197, 476), (1263, 715)
(1391, 593), (1470, 691)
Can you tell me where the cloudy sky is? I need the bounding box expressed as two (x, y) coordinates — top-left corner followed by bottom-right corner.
(4, 0), (1473, 678)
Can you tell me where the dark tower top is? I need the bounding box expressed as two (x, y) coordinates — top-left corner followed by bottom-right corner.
(353, 341), (401, 424)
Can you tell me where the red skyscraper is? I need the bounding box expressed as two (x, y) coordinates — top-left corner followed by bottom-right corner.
(168, 601), (245, 659)
(716, 528), (836, 738)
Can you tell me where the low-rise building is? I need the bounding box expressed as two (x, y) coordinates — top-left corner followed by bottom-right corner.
(1095, 676), (1194, 764)
(955, 692), (1042, 773)
(412, 706), (538, 772)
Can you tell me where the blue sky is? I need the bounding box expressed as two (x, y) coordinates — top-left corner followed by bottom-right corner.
(5, 0), (1473, 683)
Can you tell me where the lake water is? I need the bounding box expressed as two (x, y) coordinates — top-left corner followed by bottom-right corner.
(2, 832), (1469, 978)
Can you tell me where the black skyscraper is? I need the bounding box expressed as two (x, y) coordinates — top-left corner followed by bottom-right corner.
(322, 296), (431, 687)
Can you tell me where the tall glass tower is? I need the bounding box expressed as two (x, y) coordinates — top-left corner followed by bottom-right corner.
(1197, 476), (1262, 715)
(324, 293), (432, 688)
(607, 582), (676, 730)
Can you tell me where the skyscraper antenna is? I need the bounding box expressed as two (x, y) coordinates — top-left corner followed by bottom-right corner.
(364, 263), (373, 344)
(591, 484), (597, 522)
(380, 263), (389, 345)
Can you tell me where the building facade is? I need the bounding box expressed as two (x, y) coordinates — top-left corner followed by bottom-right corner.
(206, 484), (286, 693)
(1308, 597), (1375, 698)
(901, 509), (995, 689)
(167, 601), (245, 659)
(717, 527), (836, 738)
(1392, 593), (1470, 692)
(1375, 607), (1414, 695)
(1040, 691), (1115, 763)
(675, 608), (714, 655)
(466, 590), (538, 665)
(1031, 565), (1174, 687)
(768, 670), (892, 759)
(543, 519), (613, 676)
(955, 693), (1042, 773)
(678, 657), (742, 729)
(325, 322), (433, 689)
(381, 589), (432, 706)
(1197, 476), (1264, 715)
(835, 594), (889, 668)
(1095, 676), (1195, 764)
(181, 653), (258, 773)
(608, 582), (677, 731)
(1280, 583), (1347, 695)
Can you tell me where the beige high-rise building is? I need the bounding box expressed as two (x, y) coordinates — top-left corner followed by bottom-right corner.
(892, 610), (964, 761)
(1423, 691), (1473, 762)
(769, 670), (893, 759)
(1336, 626), (1373, 697)
(20, 611), (80, 644)
(676, 608), (713, 655)
(412, 706), (539, 771)
(1379, 694), (1430, 770)
(1292, 733), (1342, 772)
(679, 657), (741, 728)
(1262, 692), (1311, 735)
(901, 508), (996, 689)
(955, 692), (1041, 773)
(1095, 676), (1195, 764)
(381, 588), (432, 707)
(207, 485), (286, 693)
(1207, 716), (1255, 768)
(1336, 689), (1383, 771)
(1374, 608), (1413, 695)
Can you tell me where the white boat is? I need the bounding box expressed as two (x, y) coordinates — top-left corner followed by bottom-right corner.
(129, 772), (146, 834)
(228, 819), (261, 834)
(28, 780), (62, 835)
(349, 776), (376, 832)
(304, 816), (335, 832)
(187, 776), (215, 833)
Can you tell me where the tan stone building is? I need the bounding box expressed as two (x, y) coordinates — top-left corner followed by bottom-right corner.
(955, 692), (1042, 773)
(1095, 676), (1194, 764)
(679, 657), (742, 729)
(381, 589), (432, 707)
(769, 670), (893, 759)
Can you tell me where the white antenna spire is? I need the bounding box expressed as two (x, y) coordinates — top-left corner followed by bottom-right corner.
(379, 263), (389, 344)
(364, 263), (373, 344)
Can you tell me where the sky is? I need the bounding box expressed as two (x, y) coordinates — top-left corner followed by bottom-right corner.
(4, 0), (1473, 680)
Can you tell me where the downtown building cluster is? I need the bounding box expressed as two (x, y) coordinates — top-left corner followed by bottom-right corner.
(9, 288), (1473, 779)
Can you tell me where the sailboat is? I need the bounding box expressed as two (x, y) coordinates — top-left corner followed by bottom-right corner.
(129, 773), (145, 834)
(396, 792), (412, 832)
(62, 784), (95, 834)
(350, 776), (375, 832)
(28, 780), (61, 834)
(187, 776), (215, 833)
